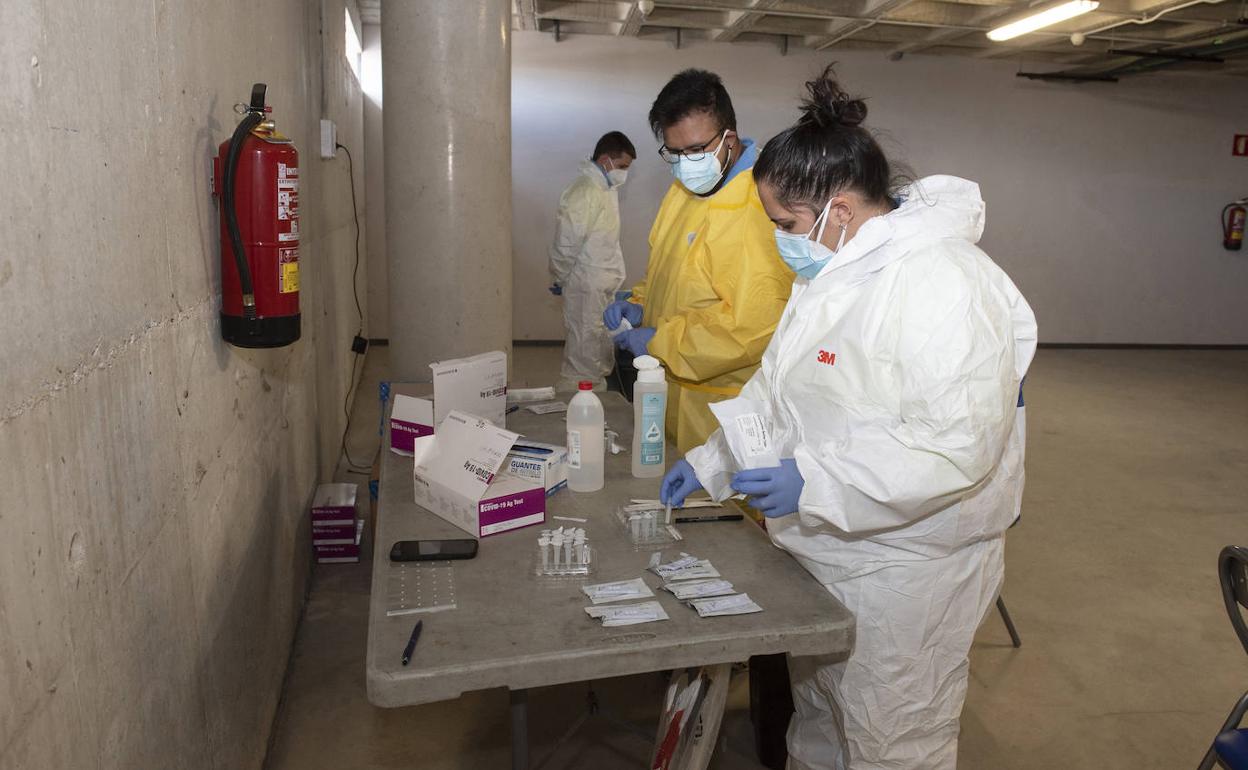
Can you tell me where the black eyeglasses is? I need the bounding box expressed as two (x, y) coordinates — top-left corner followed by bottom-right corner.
(658, 130), (727, 164)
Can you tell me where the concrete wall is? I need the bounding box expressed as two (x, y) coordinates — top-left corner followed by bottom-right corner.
(0, 0), (366, 768)
(363, 23), (388, 340)
(511, 31), (1248, 344)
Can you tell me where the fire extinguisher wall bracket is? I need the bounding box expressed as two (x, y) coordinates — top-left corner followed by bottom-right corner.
(216, 82), (301, 349)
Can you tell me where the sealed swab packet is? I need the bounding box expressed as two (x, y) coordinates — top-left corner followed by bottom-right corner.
(663, 578), (736, 600)
(585, 600), (669, 626)
(507, 386), (556, 404)
(650, 554), (720, 581)
(582, 578), (654, 604)
(688, 593), (763, 617)
(526, 401), (568, 415)
(708, 397), (780, 470)
(649, 554), (699, 577)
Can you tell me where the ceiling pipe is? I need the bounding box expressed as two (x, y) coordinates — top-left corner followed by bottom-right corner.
(1099, 34), (1248, 73)
(1107, 46), (1225, 61)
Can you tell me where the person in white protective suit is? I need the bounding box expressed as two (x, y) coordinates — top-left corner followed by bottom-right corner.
(660, 67), (1037, 769)
(549, 131), (637, 391)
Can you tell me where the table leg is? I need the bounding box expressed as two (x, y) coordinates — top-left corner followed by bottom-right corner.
(510, 688), (529, 770)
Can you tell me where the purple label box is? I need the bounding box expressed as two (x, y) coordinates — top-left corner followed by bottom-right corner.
(390, 419), (435, 454)
(478, 486), (546, 537)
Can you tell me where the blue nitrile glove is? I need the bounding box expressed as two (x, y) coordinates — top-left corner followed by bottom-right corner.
(731, 459), (805, 518)
(661, 459), (703, 507)
(614, 327), (655, 358)
(603, 300), (644, 331)
(549, 283), (562, 296)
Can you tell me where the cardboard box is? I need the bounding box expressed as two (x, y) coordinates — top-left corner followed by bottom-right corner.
(312, 482), (358, 524)
(390, 393), (435, 455)
(504, 440), (569, 497)
(388, 351), (508, 456)
(312, 521), (358, 543)
(411, 410), (546, 538)
(431, 351), (507, 429)
(316, 520), (364, 564)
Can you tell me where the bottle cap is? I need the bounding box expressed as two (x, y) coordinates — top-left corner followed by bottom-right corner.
(578, 380), (593, 390)
(633, 355), (666, 383)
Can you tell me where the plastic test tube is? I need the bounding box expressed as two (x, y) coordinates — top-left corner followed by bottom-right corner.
(551, 534), (564, 569)
(538, 536), (550, 571)
(665, 504), (672, 525)
(563, 536), (573, 566)
(630, 514), (642, 541)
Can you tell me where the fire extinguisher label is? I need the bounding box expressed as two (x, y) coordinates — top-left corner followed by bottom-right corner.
(279, 247), (299, 294)
(277, 162), (300, 242)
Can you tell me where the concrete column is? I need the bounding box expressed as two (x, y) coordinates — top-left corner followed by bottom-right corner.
(382, 0), (513, 381)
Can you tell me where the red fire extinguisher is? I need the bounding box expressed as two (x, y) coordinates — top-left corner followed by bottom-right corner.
(213, 83), (301, 348)
(1224, 200), (1246, 252)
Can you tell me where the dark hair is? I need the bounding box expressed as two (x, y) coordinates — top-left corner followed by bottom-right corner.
(755, 65), (894, 212)
(648, 69), (737, 139)
(592, 131), (636, 160)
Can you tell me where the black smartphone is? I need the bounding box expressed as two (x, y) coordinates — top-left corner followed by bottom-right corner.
(389, 539), (479, 562)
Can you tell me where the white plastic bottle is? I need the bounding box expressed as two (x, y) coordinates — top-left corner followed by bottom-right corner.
(567, 381), (605, 492)
(631, 355), (668, 478)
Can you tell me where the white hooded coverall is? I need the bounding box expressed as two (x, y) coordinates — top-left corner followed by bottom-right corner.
(686, 177), (1038, 769)
(550, 160), (627, 390)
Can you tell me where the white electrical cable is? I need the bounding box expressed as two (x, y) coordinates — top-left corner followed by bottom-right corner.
(1082, 0), (1227, 37)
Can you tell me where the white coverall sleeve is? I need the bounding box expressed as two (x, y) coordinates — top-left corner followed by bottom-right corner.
(549, 188), (593, 284)
(794, 253), (1021, 533)
(685, 366), (771, 501)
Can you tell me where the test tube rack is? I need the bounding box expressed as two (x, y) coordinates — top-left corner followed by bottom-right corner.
(534, 526), (595, 578)
(616, 505), (683, 547)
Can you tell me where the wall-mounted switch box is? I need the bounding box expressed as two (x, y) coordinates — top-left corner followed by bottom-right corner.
(320, 119), (337, 160)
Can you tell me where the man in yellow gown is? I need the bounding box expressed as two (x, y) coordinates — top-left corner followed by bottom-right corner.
(605, 69), (792, 453)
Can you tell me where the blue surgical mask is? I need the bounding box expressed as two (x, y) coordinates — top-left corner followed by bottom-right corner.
(671, 131), (731, 195)
(774, 199), (847, 279)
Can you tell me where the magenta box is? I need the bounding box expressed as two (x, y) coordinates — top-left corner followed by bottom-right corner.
(478, 486), (547, 537)
(391, 418), (434, 454)
(313, 522), (358, 541)
(315, 543), (360, 563)
(312, 482), (358, 525)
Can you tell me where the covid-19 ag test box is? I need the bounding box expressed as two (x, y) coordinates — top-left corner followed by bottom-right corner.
(430, 350), (507, 429)
(389, 351), (508, 455)
(411, 410), (545, 538)
(389, 393), (435, 455)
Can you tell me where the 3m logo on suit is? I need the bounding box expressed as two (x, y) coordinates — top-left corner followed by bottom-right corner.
(817, 350), (836, 366)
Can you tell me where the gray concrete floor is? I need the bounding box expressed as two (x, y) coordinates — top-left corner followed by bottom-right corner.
(265, 347), (1248, 770)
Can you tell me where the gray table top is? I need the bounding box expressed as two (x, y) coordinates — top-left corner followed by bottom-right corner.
(366, 385), (853, 708)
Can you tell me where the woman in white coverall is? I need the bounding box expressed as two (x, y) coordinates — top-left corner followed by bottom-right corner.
(660, 67), (1037, 769)
(549, 131), (636, 391)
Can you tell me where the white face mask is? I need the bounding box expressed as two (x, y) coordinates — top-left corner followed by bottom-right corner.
(671, 130), (731, 195)
(605, 158), (629, 188)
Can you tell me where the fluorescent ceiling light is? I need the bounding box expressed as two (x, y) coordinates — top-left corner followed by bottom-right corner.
(987, 0), (1099, 41)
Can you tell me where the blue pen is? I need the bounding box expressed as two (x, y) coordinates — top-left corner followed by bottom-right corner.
(401, 619), (423, 666)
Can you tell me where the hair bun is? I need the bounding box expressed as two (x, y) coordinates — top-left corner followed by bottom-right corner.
(798, 65), (868, 129)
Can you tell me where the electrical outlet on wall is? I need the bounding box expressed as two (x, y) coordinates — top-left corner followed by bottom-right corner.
(320, 119), (337, 160)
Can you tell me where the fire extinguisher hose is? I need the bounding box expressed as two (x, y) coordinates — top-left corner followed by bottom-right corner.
(223, 109), (262, 321)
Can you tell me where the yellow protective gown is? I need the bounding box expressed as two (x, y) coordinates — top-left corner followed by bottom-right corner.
(629, 165), (792, 453)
